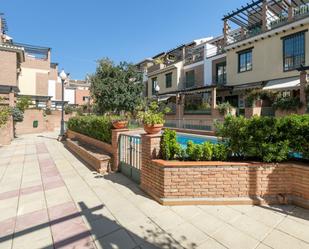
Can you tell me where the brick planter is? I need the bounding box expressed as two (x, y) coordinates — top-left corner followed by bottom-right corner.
(140, 133), (309, 208)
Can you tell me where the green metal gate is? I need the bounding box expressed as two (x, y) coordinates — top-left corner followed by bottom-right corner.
(119, 134), (141, 184)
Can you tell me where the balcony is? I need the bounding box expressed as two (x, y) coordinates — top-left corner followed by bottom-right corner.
(223, 0), (309, 46)
(184, 46), (204, 65)
(147, 63), (165, 74)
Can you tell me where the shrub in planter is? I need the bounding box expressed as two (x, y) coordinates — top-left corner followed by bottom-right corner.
(202, 142), (213, 161)
(161, 129), (180, 160)
(217, 102), (234, 115)
(64, 105), (74, 115)
(44, 107), (52, 116)
(138, 102), (170, 134)
(67, 115), (113, 144)
(216, 115), (309, 162)
(272, 96), (303, 111)
(212, 144), (229, 161)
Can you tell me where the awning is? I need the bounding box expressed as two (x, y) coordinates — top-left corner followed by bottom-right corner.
(156, 94), (176, 102)
(263, 77), (300, 91)
(233, 81), (263, 91)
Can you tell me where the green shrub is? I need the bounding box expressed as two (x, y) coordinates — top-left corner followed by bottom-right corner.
(217, 102), (233, 115)
(161, 129), (180, 160)
(0, 105), (11, 127)
(16, 96), (31, 112)
(64, 105), (74, 115)
(202, 142), (213, 161)
(67, 115), (113, 144)
(216, 114), (309, 162)
(44, 107), (52, 115)
(272, 96), (303, 111)
(138, 102), (170, 126)
(11, 107), (24, 122)
(213, 144), (229, 161)
(186, 141), (195, 161)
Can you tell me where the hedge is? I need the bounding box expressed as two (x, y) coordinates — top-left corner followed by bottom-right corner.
(216, 114), (309, 162)
(67, 115), (113, 144)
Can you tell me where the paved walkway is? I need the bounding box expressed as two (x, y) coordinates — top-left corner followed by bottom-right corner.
(0, 132), (309, 249)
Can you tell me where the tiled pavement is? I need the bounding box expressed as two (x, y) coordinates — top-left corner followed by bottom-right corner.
(0, 132), (309, 249)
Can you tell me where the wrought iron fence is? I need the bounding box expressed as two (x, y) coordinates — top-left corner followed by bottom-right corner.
(118, 134), (141, 183)
(164, 119), (212, 131)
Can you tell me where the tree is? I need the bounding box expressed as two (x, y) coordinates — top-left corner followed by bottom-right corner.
(90, 58), (144, 114)
(16, 96), (31, 112)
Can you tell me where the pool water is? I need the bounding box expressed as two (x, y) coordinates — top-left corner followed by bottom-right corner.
(176, 133), (218, 148)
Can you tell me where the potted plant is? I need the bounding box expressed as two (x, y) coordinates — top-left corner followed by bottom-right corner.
(138, 102), (170, 134)
(217, 102), (235, 116)
(111, 115), (129, 129)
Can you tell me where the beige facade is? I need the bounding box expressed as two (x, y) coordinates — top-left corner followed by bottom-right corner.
(0, 50), (18, 86)
(147, 65), (181, 97)
(226, 23), (309, 86)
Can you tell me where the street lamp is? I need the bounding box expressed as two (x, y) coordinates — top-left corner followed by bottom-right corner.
(155, 84), (160, 102)
(59, 69), (67, 138)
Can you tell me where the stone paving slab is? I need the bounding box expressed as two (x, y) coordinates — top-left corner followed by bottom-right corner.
(0, 132), (309, 249)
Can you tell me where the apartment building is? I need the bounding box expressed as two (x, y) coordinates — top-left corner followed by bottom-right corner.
(211, 0), (309, 115)
(64, 79), (91, 106)
(0, 14), (25, 106)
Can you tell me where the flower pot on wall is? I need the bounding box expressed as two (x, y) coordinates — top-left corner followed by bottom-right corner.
(144, 124), (163, 134)
(112, 121), (128, 129)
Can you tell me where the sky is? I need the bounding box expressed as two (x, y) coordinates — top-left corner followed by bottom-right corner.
(2, 0), (248, 79)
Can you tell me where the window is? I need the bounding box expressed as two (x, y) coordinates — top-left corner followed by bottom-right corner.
(185, 70), (195, 88)
(216, 62), (226, 85)
(152, 77), (157, 95)
(238, 49), (252, 73)
(283, 32), (305, 71)
(165, 73), (172, 88)
(83, 96), (90, 102)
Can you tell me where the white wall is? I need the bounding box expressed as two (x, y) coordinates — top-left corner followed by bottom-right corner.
(48, 80), (56, 100)
(64, 89), (75, 104)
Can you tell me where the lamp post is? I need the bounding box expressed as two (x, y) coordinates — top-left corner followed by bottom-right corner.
(155, 84), (160, 103)
(59, 69), (67, 138)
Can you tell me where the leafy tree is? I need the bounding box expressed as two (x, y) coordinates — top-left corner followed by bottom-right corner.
(16, 96), (31, 112)
(90, 58), (144, 114)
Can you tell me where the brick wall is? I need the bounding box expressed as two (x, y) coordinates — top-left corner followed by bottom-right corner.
(0, 51), (17, 86)
(15, 109), (73, 135)
(0, 117), (14, 145)
(36, 73), (49, 96)
(75, 89), (90, 105)
(140, 134), (309, 207)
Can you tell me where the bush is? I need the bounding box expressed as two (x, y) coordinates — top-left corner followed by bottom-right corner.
(138, 102), (170, 126)
(0, 105), (11, 127)
(67, 115), (113, 144)
(202, 142), (213, 161)
(216, 115), (309, 162)
(44, 107), (52, 115)
(217, 102), (233, 115)
(64, 105), (74, 115)
(272, 96), (303, 111)
(11, 107), (24, 122)
(16, 96), (31, 112)
(161, 129), (180, 160)
(213, 144), (229, 161)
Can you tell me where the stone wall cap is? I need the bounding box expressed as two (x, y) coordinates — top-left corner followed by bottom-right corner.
(152, 159), (309, 168)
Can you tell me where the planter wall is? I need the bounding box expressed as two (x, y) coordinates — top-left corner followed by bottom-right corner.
(67, 129), (113, 155)
(140, 133), (309, 208)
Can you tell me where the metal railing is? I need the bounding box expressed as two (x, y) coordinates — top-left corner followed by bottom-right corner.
(164, 119), (213, 131)
(119, 134), (141, 170)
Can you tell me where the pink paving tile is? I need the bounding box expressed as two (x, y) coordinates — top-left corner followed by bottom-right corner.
(41, 169), (60, 178)
(44, 180), (65, 190)
(38, 159), (55, 168)
(15, 209), (49, 232)
(0, 217), (15, 237)
(36, 143), (49, 154)
(54, 234), (94, 249)
(20, 185), (43, 195)
(48, 202), (81, 221)
(0, 189), (19, 200)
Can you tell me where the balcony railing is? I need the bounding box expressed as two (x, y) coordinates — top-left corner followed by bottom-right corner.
(184, 46), (204, 65)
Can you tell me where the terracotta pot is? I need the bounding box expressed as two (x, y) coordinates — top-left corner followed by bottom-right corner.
(112, 120), (128, 129)
(144, 124), (163, 134)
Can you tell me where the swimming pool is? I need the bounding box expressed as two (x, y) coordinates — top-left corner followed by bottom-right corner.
(176, 133), (219, 148)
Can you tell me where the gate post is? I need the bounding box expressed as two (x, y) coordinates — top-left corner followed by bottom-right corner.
(140, 133), (161, 190)
(112, 129), (129, 171)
